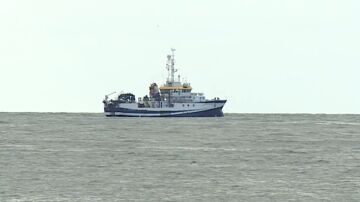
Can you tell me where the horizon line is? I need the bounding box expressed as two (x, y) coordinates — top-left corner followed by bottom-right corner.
(0, 111), (359, 115)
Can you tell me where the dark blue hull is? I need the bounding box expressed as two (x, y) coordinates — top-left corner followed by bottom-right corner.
(104, 106), (224, 117)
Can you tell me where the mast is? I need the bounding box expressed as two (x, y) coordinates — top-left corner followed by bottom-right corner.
(166, 48), (177, 85)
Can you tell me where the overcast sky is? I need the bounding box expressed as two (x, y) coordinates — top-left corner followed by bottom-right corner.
(0, 0), (359, 113)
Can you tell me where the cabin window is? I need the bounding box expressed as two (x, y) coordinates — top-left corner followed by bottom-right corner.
(187, 104), (190, 107)
(182, 104), (185, 107)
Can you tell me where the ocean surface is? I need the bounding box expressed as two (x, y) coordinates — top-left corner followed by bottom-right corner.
(0, 113), (359, 201)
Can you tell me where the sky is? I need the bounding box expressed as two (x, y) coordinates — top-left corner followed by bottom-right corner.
(0, 0), (359, 113)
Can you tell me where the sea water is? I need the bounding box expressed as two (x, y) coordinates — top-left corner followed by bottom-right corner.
(0, 113), (359, 201)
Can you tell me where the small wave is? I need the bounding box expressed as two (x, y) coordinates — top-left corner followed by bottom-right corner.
(268, 132), (293, 136)
(137, 146), (237, 151)
(0, 144), (35, 149)
(317, 159), (330, 163)
(8, 196), (104, 202)
(284, 149), (308, 154)
(315, 121), (360, 126)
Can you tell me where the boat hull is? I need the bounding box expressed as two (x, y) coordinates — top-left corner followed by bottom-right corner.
(104, 101), (226, 117)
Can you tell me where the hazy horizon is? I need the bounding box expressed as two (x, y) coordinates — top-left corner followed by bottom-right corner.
(1, 0), (359, 113)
